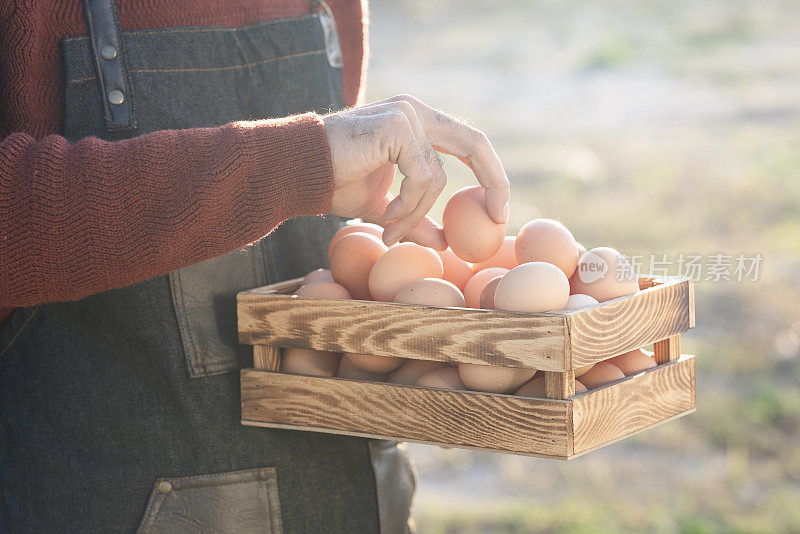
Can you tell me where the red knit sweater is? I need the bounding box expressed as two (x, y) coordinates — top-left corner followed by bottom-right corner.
(0, 0), (368, 327)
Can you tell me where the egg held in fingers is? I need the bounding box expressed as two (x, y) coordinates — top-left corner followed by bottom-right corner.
(442, 186), (506, 262)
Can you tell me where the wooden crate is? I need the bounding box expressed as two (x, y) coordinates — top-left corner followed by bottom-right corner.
(239, 276), (696, 459)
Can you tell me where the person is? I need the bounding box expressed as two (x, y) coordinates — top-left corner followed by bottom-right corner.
(0, 0), (509, 532)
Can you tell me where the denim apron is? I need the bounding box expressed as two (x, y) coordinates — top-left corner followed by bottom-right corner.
(0, 3), (414, 533)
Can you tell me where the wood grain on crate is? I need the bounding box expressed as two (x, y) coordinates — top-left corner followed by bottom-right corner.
(241, 369), (573, 457)
(239, 276), (694, 371)
(571, 355), (695, 455)
(566, 278), (692, 368)
(239, 291), (569, 371)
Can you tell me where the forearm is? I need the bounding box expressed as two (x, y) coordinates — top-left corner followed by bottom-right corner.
(0, 113), (334, 306)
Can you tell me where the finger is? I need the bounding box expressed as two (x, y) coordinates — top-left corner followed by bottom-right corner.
(379, 111), (435, 245)
(400, 215), (447, 251)
(381, 95), (510, 223)
(359, 102), (447, 223)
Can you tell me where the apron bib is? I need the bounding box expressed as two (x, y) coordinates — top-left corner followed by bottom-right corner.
(0, 2), (414, 532)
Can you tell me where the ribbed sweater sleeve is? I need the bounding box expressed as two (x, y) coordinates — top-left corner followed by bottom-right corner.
(0, 113), (335, 307)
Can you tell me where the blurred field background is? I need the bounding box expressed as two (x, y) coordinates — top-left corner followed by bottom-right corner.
(365, 0), (800, 532)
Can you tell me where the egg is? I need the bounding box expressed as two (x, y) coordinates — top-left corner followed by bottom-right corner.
(442, 186), (506, 262)
(437, 248), (474, 291)
(515, 376), (588, 397)
(515, 219), (578, 278)
(564, 293), (599, 310)
(578, 361), (625, 389)
(328, 222), (384, 258)
(302, 268), (334, 285)
(575, 364), (594, 377)
(294, 281), (352, 300)
(368, 243), (444, 302)
(338, 354), (388, 381)
(330, 232), (388, 300)
(478, 275), (504, 309)
(463, 267), (509, 308)
(387, 359), (447, 385)
(394, 278), (465, 307)
(493, 262), (569, 313)
(570, 246), (639, 302)
(472, 236), (517, 272)
(607, 349), (657, 376)
(282, 348), (341, 377)
(416, 367), (464, 390)
(345, 352), (404, 373)
(457, 363), (536, 394)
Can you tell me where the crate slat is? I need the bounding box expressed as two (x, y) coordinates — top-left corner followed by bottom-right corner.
(239, 294), (569, 371)
(241, 369), (572, 457)
(571, 355), (695, 456)
(241, 355), (696, 460)
(239, 276), (693, 370)
(566, 279), (692, 368)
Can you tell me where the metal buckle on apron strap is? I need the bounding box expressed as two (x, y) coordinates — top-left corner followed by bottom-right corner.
(311, 0), (343, 69)
(82, 0), (136, 132)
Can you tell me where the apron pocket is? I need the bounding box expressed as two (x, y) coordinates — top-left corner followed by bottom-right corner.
(136, 467), (283, 534)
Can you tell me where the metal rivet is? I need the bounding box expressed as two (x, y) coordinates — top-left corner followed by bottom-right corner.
(100, 44), (117, 60)
(157, 481), (172, 493)
(108, 90), (124, 105)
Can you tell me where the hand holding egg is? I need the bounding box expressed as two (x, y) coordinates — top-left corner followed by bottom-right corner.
(324, 95), (510, 249)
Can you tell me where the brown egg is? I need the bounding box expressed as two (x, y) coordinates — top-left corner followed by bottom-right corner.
(514, 376), (588, 397)
(578, 361), (625, 389)
(338, 354), (388, 381)
(463, 267), (509, 308)
(345, 352), (404, 373)
(330, 232), (388, 300)
(302, 268), (334, 285)
(478, 275), (504, 309)
(416, 367), (465, 390)
(494, 262), (569, 313)
(437, 248), (474, 291)
(472, 236), (518, 272)
(442, 186), (506, 262)
(570, 247), (639, 302)
(394, 278), (465, 307)
(457, 363), (536, 394)
(282, 348), (341, 377)
(564, 293), (599, 310)
(514, 375), (545, 397)
(328, 222), (384, 258)
(575, 364), (594, 377)
(607, 349), (657, 376)
(387, 359), (447, 385)
(294, 281), (352, 300)
(515, 219), (578, 278)
(368, 243), (444, 302)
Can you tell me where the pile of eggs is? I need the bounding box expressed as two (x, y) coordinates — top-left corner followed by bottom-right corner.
(285, 186), (656, 397)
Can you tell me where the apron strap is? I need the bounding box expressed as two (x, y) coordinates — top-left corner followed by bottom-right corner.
(82, 0), (136, 132)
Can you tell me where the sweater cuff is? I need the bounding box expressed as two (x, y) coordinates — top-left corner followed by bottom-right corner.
(232, 113), (335, 225)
